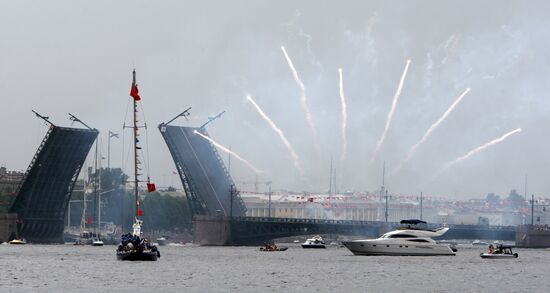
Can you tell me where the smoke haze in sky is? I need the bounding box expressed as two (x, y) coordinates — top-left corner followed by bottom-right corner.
(1, 0), (549, 199)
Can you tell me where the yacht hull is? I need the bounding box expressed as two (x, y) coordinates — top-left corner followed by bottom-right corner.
(342, 241), (455, 256)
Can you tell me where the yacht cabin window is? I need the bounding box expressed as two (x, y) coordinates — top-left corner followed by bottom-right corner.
(383, 234), (415, 238)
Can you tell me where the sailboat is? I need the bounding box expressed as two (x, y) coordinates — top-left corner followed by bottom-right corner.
(92, 140), (104, 246)
(74, 165), (94, 245)
(116, 69), (160, 261)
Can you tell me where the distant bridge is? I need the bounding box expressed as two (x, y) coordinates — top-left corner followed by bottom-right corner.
(193, 216), (516, 246)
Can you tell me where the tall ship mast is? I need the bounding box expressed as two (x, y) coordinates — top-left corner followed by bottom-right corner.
(132, 69), (141, 220)
(116, 69), (160, 261)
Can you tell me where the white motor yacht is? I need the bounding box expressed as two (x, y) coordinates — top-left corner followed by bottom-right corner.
(342, 220), (455, 256)
(301, 235), (326, 248)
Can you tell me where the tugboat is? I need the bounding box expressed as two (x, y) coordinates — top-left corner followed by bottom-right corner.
(116, 70), (160, 261)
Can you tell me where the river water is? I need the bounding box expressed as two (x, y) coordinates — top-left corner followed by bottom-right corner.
(0, 243), (548, 292)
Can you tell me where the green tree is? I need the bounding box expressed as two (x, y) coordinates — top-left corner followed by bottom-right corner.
(141, 192), (192, 232)
(485, 193), (501, 205)
(507, 189), (525, 208)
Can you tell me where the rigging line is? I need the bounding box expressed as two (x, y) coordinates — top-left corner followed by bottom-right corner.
(122, 97), (132, 171)
(123, 125), (135, 176)
(138, 148), (150, 177)
(139, 102), (152, 179)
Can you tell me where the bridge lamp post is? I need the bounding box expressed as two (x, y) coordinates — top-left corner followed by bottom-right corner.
(532, 194), (535, 225)
(385, 190), (389, 223)
(417, 192), (423, 221)
(230, 184), (234, 218)
(267, 182), (272, 218)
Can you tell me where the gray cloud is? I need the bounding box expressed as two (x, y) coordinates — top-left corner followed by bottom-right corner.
(1, 1), (549, 199)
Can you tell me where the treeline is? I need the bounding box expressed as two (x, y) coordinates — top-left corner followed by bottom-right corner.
(67, 168), (192, 233)
(485, 189), (526, 208)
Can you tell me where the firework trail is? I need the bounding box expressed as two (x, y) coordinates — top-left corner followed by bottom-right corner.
(193, 130), (262, 174)
(280, 46), (319, 151)
(440, 128), (522, 174)
(338, 68), (348, 162)
(394, 88), (471, 174)
(246, 95), (303, 174)
(371, 59), (411, 163)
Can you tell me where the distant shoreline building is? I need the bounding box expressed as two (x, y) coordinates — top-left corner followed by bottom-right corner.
(0, 167), (24, 212)
(240, 191), (533, 227)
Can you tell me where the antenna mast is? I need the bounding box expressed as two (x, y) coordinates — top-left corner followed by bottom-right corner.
(380, 160), (386, 202)
(329, 157), (333, 196)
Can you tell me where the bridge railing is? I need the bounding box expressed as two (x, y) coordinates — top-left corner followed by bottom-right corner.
(231, 216), (385, 226)
(231, 216), (516, 230)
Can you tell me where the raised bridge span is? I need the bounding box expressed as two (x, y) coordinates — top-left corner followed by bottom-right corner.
(10, 125), (97, 243)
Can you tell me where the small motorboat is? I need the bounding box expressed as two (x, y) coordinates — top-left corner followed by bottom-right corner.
(302, 235), (326, 249)
(9, 239), (26, 245)
(260, 246), (288, 252)
(480, 244), (518, 259)
(92, 239), (104, 246)
(74, 231), (94, 245)
(156, 236), (169, 246)
(260, 241), (288, 251)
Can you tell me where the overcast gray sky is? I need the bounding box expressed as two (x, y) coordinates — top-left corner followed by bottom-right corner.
(1, 0), (549, 199)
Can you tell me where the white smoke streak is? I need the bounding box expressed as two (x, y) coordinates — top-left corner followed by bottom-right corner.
(442, 128), (522, 172)
(280, 46), (319, 151)
(394, 88), (471, 173)
(371, 59), (411, 163)
(193, 130), (262, 174)
(338, 68), (348, 162)
(246, 95), (303, 174)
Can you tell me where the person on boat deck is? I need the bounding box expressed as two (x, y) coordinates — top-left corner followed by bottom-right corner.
(488, 244), (495, 254)
(133, 218), (143, 236)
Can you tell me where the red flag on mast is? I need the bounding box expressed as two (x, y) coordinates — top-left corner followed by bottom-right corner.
(130, 70), (141, 101)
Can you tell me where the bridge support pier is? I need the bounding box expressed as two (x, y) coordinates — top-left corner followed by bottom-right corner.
(0, 213), (17, 243)
(192, 215), (231, 245)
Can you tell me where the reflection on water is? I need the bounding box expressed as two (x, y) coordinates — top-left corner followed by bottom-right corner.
(0, 244), (547, 292)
